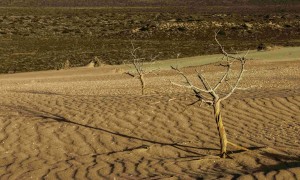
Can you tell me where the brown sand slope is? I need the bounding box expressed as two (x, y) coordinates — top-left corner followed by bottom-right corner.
(0, 60), (300, 179)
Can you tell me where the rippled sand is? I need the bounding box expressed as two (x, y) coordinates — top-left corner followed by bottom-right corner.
(0, 60), (299, 179)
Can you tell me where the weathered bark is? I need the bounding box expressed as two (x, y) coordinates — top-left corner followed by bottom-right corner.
(140, 74), (145, 95)
(171, 33), (249, 158)
(214, 100), (228, 158)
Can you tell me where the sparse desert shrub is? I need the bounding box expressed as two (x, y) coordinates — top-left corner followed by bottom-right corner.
(257, 43), (267, 51)
(94, 56), (103, 67)
(218, 29), (226, 36)
(84, 56), (105, 68)
(172, 31), (249, 158)
(257, 43), (282, 51)
(85, 60), (95, 68)
(62, 59), (70, 69)
(57, 59), (71, 70)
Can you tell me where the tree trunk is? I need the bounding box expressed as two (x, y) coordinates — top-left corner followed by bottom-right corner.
(214, 100), (228, 158)
(140, 74), (145, 95)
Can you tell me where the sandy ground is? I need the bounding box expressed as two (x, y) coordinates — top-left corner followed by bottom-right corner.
(0, 59), (300, 179)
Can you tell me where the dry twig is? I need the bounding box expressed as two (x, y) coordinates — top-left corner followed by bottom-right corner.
(125, 42), (160, 95)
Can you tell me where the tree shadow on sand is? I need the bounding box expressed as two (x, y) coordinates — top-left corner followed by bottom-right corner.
(4, 104), (268, 159)
(3, 104), (300, 179)
(7, 104), (300, 179)
(255, 152), (300, 172)
(6, 105), (222, 157)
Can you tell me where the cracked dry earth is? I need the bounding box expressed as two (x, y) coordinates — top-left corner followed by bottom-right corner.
(0, 60), (300, 179)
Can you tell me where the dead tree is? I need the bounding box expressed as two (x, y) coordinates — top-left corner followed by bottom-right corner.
(125, 42), (160, 95)
(171, 32), (249, 158)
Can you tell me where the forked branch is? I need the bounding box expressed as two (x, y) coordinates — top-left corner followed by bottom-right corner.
(171, 31), (250, 158)
(126, 42), (161, 95)
(214, 31), (249, 101)
(170, 66), (214, 104)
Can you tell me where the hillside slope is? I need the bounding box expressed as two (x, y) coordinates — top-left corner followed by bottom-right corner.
(0, 0), (299, 7)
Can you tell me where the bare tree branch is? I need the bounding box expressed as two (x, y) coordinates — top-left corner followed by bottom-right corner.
(213, 64), (231, 91)
(171, 31), (250, 158)
(126, 42), (161, 95)
(220, 61), (246, 101)
(171, 66), (212, 94)
(195, 70), (212, 91)
(125, 72), (136, 78)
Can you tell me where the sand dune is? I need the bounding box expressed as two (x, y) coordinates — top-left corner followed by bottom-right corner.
(0, 59), (300, 179)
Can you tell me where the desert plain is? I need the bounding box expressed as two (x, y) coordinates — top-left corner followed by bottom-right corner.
(0, 46), (300, 179)
(1, 2), (300, 179)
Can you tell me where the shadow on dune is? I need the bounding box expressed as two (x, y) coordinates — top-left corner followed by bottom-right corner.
(6, 105), (224, 157)
(9, 104), (298, 178)
(11, 90), (64, 96)
(4, 104), (268, 159)
(255, 151), (300, 172)
(230, 150), (300, 179)
(258, 161), (300, 172)
(11, 90), (165, 98)
(261, 151), (300, 162)
(233, 161), (300, 179)
(38, 113), (218, 157)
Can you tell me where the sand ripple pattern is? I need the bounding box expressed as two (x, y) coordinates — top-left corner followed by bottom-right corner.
(1, 88), (300, 179)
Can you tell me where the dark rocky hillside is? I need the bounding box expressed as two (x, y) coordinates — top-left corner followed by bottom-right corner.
(0, 2), (299, 73)
(0, 0), (299, 7)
